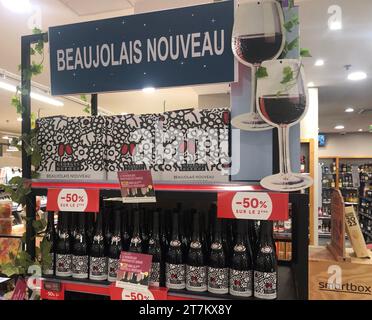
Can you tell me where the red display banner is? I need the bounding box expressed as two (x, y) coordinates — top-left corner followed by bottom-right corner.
(46, 188), (99, 212)
(11, 278), (27, 300)
(217, 192), (289, 220)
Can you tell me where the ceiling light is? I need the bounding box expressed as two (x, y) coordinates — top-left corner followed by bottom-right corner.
(17, 117), (22, 122)
(334, 125), (345, 130)
(345, 107), (354, 113)
(358, 129), (363, 132)
(142, 87), (155, 93)
(348, 71), (367, 81)
(1, 0), (32, 14)
(307, 82), (315, 87)
(2, 136), (9, 140)
(314, 59), (324, 67)
(0, 80), (64, 107)
(6, 146), (19, 152)
(329, 21), (342, 31)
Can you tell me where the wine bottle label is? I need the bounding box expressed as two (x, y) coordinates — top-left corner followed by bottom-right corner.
(149, 262), (160, 287)
(229, 269), (252, 297)
(207, 267), (228, 294)
(261, 246), (273, 254)
(42, 252), (54, 275)
(186, 265), (207, 292)
(56, 254), (72, 277)
(108, 258), (120, 282)
(72, 255), (89, 278)
(254, 271), (277, 299)
(89, 256), (108, 281)
(166, 263), (186, 289)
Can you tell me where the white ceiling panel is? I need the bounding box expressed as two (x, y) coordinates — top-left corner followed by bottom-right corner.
(59, 0), (135, 16)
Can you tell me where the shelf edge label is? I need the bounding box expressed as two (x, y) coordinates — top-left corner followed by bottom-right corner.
(46, 188), (99, 212)
(217, 192), (289, 220)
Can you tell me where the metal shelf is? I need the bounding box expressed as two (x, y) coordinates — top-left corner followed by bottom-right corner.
(344, 202), (359, 205)
(319, 216), (331, 220)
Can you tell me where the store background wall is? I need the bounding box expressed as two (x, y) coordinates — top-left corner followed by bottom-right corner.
(300, 87), (319, 246)
(198, 93), (230, 109)
(318, 133), (372, 157)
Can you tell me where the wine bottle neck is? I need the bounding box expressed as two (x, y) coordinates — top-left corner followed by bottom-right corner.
(259, 221), (273, 244)
(191, 213), (200, 242)
(152, 212), (160, 239)
(94, 213), (103, 235)
(47, 212), (55, 233)
(213, 219), (222, 243)
(133, 211), (140, 235)
(113, 209), (121, 235)
(235, 221), (245, 244)
(171, 213), (179, 240)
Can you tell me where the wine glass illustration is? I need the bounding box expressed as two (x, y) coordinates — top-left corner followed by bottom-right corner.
(231, 0), (285, 131)
(256, 59), (313, 191)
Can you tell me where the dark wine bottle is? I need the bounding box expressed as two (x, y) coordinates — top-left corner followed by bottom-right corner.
(72, 212), (89, 279)
(160, 210), (169, 255)
(55, 212), (72, 277)
(129, 209), (143, 253)
(121, 209), (131, 252)
(186, 211), (207, 292)
(140, 208), (149, 253)
(107, 206), (122, 282)
(248, 220), (258, 259)
(85, 212), (95, 250)
(166, 212), (185, 290)
(89, 212), (107, 281)
(180, 209), (190, 261)
(229, 220), (253, 297)
(42, 211), (55, 276)
(148, 211), (162, 287)
(208, 218), (228, 294)
(103, 201), (112, 255)
(254, 221), (278, 300)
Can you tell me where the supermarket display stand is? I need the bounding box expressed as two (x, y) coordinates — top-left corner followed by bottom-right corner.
(20, 31), (309, 300)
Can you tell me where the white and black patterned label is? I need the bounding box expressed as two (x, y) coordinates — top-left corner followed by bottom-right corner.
(254, 271), (277, 299)
(229, 269), (252, 297)
(89, 257), (108, 281)
(186, 265), (207, 292)
(166, 263), (185, 289)
(56, 254), (72, 277)
(149, 262), (160, 287)
(207, 267), (228, 294)
(107, 258), (120, 282)
(42, 252), (54, 275)
(72, 255), (89, 278)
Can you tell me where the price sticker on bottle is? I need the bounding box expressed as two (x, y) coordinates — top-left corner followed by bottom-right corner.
(217, 192), (289, 221)
(47, 188), (99, 212)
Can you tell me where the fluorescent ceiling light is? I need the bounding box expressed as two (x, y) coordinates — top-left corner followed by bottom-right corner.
(2, 136), (9, 139)
(334, 125), (345, 130)
(348, 71), (367, 81)
(329, 21), (342, 30)
(358, 129), (363, 132)
(307, 82), (315, 87)
(345, 107), (354, 113)
(314, 59), (324, 67)
(1, 0), (32, 14)
(0, 80), (64, 106)
(142, 87), (155, 93)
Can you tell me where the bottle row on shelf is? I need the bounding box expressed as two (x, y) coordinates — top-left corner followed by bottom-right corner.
(42, 201), (281, 300)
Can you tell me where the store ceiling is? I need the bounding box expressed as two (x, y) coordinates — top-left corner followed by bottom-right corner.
(0, 0), (371, 135)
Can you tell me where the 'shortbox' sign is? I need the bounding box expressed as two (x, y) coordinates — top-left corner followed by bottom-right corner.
(46, 188), (99, 212)
(217, 192), (289, 220)
(49, 1), (235, 95)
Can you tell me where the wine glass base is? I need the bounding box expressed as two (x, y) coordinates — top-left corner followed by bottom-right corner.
(260, 173), (313, 192)
(231, 113), (272, 131)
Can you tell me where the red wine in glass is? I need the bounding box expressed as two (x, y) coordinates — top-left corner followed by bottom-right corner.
(233, 33), (284, 65)
(258, 94), (306, 125)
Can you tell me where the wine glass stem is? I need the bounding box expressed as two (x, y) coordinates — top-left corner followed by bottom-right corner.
(278, 125), (292, 175)
(251, 65), (258, 114)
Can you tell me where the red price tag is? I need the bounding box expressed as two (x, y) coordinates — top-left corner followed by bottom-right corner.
(47, 188), (99, 212)
(217, 192), (288, 221)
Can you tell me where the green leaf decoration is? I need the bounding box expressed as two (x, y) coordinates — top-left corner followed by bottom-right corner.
(256, 66), (268, 78)
(287, 38), (299, 52)
(83, 105), (91, 114)
(284, 20), (294, 33)
(80, 94), (88, 102)
(32, 27), (42, 35)
(281, 66), (294, 85)
(300, 48), (312, 57)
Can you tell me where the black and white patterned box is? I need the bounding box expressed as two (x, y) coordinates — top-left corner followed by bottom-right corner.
(36, 115), (106, 181)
